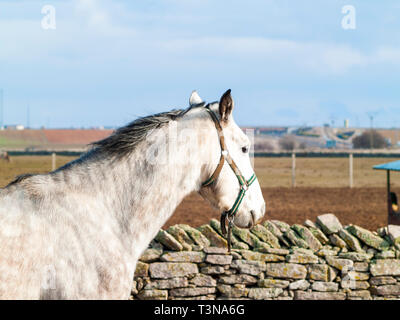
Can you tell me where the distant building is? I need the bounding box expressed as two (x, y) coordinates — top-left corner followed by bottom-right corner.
(256, 127), (288, 136)
(5, 124), (24, 130)
(326, 140), (337, 148)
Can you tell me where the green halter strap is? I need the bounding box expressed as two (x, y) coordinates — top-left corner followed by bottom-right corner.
(201, 105), (258, 251)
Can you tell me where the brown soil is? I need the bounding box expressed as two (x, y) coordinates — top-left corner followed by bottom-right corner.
(43, 129), (113, 145)
(0, 129), (113, 149)
(165, 187), (399, 231)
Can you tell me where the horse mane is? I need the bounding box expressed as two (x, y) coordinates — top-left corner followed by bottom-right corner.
(5, 103), (209, 188)
(91, 103), (207, 159)
(6, 173), (35, 187)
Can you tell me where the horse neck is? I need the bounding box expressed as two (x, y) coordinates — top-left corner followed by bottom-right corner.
(60, 111), (220, 259)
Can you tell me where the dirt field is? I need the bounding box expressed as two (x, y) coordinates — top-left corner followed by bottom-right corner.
(0, 129), (112, 149)
(0, 156), (74, 187)
(1, 155), (399, 231)
(167, 187), (398, 231)
(169, 156), (400, 230)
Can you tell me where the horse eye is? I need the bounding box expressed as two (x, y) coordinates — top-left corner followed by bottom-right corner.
(242, 146), (249, 153)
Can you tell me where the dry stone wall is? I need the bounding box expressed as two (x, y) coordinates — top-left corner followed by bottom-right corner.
(131, 214), (400, 300)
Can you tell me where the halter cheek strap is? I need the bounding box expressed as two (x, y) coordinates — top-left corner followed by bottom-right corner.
(201, 105), (257, 251)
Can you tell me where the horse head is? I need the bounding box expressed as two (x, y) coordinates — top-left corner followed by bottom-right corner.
(195, 90), (266, 232)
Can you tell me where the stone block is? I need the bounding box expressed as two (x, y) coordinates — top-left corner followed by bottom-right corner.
(149, 262), (198, 279)
(265, 263), (307, 279)
(316, 214), (343, 235)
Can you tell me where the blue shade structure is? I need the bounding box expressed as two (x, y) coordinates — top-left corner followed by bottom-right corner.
(373, 160), (400, 228)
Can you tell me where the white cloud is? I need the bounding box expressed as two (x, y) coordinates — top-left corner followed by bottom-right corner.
(159, 36), (374, 74)
(0, 1), (136, 64)
(74, 0), (111, 31)
(0, 1), (398, 76)
(375, 47), (400, 64)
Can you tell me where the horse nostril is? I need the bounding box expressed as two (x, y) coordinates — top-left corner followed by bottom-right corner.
(251, 206), (264, 225)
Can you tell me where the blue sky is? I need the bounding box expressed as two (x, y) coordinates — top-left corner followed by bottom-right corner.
(0, 0), (399, 128)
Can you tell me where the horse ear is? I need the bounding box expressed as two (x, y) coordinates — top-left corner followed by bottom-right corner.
(189, 90), (203, 106)
(219, 89), (234, 122)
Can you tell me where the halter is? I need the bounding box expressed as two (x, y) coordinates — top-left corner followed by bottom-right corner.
(201, 104), (257, 251)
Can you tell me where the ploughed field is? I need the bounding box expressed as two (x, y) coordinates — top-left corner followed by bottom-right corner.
(169, 187), (399, 231)
(1, 156), (399, 231)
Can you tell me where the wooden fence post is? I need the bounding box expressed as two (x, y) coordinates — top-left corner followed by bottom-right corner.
(292, 152), (296, 187)
(52, 153), (56, 171)
(349, 153), (353, 188)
